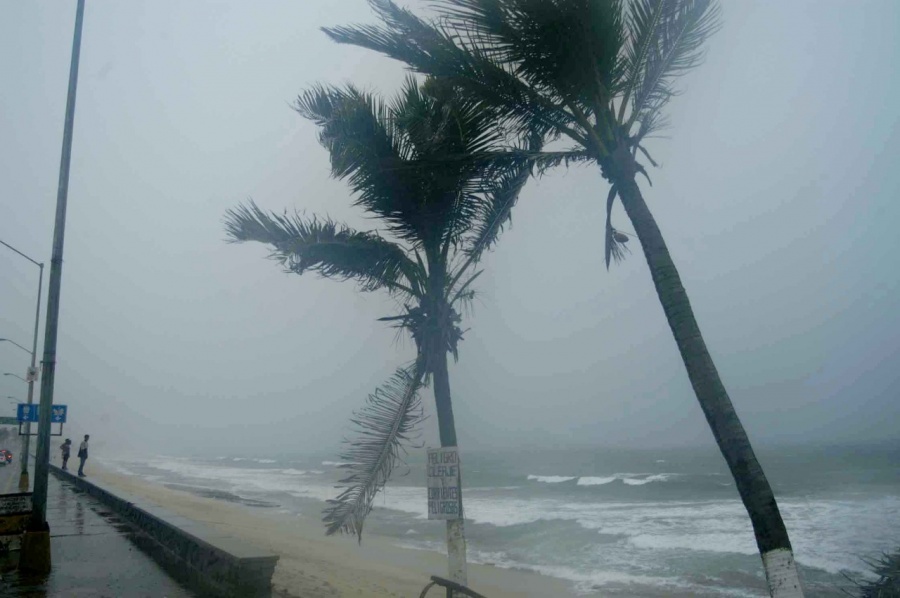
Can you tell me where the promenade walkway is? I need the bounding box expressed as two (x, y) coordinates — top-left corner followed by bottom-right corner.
(0, 469), (196, 597)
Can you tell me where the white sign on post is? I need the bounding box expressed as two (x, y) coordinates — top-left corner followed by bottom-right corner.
(427, 447), (461, 520)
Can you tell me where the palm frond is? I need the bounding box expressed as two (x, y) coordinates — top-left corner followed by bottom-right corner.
(618, 0), (668, 122)
(324, 0), (579, 145)
(224, 201), (421, 296)
(628, 0), (721, 134)
(296, 83), (398, 178)
(450, 269), (483, 308)
(326, 0), (719, 165)
(432, 0), (622, 155)
(323, 359), (427, 539)
(405, 147), (591, 177)
(295, 76), (527, 252)
(604, 185), (630, 268)
(464, 150), (533, 260)
(295, 85), (431, 244)
(394, 76), (506, 250)
(437, 0), (626, 108)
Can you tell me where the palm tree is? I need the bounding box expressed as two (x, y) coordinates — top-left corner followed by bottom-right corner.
(224, 77), (532, 588)
(322, 1), (803, 595)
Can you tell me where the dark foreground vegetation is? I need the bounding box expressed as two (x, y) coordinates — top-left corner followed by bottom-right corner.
(846, 549), (900, 597)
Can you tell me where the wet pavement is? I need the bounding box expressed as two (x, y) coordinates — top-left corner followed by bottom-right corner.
(1, 472), (197, 597)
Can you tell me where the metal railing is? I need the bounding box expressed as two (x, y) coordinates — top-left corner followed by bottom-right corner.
(419, 575), (488, 598)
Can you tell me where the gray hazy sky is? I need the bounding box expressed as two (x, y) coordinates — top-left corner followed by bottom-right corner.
(1, 1), (898, 457)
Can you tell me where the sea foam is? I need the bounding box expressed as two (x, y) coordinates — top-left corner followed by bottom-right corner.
(527, 475), (577, 483)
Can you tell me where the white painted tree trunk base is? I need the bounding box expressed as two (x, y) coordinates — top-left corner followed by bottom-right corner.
(762, 548), (804, 597)
(446, 518), (468, 588)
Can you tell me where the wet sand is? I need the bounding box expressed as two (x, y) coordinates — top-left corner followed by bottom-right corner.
(90, 461), (575, 598)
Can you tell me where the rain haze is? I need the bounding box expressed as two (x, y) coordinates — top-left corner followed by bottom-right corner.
(1, 0), (898, 459)
(2, 2), (900, 596)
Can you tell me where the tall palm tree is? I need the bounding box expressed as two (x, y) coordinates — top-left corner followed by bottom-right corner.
(224, 77), (532, 588)
(322, 1), (803, 595)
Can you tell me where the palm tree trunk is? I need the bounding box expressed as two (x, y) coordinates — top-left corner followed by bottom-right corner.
(431, 341), (469, 590)
(614, 175), (803, 597)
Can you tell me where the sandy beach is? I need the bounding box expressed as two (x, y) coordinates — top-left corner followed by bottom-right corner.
(89, 460), (575, 598)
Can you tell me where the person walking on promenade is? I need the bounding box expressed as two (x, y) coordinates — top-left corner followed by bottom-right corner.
(77, 434), (89, 477)
(60, 438), (72, 470)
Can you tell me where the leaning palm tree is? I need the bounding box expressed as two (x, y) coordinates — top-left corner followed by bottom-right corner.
(224, 77), (532, 588)
(322, 1), (802, 595)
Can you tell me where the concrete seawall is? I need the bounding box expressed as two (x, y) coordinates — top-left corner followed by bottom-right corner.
(49, 464), (279, 597)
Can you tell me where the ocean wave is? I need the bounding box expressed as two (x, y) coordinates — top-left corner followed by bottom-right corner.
(525, 564), (712, 597)
(116, 455), (900, 585)
(629, 532), (757, 555)
(530, 473), (680, 486)
(528, 475), (577, 483)
(622, 473), (675, 486)
(255, 459), (277, 464)
(321, 460), (362, 466)
(576, 476), (616, 486)
(136, 458), (312, 497)
(398, 540), (760, 597)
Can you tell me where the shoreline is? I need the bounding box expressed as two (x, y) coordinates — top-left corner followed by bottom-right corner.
(89, 460), (576, 598)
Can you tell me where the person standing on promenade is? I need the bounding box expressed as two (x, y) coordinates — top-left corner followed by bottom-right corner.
(77, 434), (89, 477)
(60, 438), (72, 470)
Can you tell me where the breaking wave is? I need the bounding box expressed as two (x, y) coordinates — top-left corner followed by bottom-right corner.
(528, 473), (679, 486)
(527, 475), (577, 483)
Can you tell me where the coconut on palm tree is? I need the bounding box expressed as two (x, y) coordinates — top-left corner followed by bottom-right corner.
(322, 1), (802, 595)
(224, 77), (533, 588)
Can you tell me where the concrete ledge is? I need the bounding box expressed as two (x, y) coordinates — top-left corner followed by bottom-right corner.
(49, 464), (279, 597)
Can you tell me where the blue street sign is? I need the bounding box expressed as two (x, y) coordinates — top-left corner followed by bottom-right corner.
(16, 404), (37, 423)
(51, 405), (68, 423)
(16, 404), (67, 423)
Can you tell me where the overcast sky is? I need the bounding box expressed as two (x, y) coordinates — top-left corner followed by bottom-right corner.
(1, 1), (897, 458)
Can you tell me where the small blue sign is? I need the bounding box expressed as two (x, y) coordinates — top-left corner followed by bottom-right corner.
(16, 404), (37, 423)
(51, 405), (67, 423)
(16, 404), (68, 423)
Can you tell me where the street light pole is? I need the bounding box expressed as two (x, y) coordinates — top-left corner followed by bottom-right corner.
(0, 250), (45, 491)
(3, 373), (28, 383)
(24, 0), (85, 572)
(25, 266), (44, 490)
